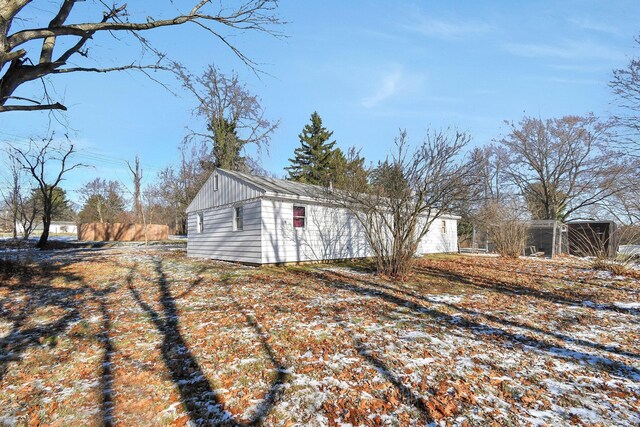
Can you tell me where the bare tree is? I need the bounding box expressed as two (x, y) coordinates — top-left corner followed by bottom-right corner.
(152, 142), (209, 234)
(334, 129), (474, 278)
(127, 156), (143, 224)
(10, 137), (85, 247)
(0, 1), (281, 112)
(498, 115), (626, 221)
(469, 144), (505, 205)
(610, 36), (640, 158)
(0, 153), (38, 238)
(176, 65), (278, 171)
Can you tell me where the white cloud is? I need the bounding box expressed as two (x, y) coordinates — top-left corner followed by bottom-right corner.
(361, 69), (404, 108)
(503, 39), (625, 62)
(569, 18), (623, 37)
(407, 17), (492, 40)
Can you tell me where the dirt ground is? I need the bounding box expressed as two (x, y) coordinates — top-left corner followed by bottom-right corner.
(0, 244), (638, 426)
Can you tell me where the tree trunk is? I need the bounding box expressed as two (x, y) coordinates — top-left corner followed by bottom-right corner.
(11, 204), (18, 239)
(37, 211), (51, 249)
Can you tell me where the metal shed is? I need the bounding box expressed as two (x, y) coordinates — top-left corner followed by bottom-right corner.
(567, 221), (618, 258)
(527, 220), (568, 257)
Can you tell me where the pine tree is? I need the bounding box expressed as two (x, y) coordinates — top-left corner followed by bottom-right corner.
(286, 112), (337, 185)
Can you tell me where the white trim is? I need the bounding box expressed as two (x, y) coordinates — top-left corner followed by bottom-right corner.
(292, 204), (307, 229)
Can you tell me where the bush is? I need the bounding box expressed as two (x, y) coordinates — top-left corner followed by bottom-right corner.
(591, 258), (628, 275)
(479, 201), (529, 258)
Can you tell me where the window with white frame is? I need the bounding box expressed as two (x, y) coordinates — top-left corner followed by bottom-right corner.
(234, 205), (244, 231)
(293, 205), (306, 228)
(213, 174), (219, 191)
(197, 212), (204, 233)
(441, 220), (447, 234)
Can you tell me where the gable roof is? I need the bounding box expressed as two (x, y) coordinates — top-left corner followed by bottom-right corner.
(217, 169), (326, 199)
(188, 169), (460, 220)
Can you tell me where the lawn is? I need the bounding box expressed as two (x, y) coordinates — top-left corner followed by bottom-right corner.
(0, 245), (638, 426)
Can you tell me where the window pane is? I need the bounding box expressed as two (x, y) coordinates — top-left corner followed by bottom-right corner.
(293, 206), (305, 217)
(235, 206), (243, 230)
(293, 217), (305, 228)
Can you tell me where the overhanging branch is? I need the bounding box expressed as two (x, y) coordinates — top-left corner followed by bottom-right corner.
(0, 102), (67, 112)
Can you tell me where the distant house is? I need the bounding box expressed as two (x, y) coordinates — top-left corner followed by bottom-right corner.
(186, 169), (460, 264)
(15, 220), (77, 235)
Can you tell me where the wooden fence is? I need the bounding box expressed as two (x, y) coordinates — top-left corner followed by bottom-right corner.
(78, 223), (169, 242)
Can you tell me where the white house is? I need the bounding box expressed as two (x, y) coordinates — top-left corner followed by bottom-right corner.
(186, 169), (460, 264)
(15, 220), (77, 235)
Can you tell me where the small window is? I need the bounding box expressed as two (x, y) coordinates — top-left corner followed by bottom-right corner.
(197, 212), (204, 233)
(441, 220), (447, 234)
(234, 205), (244, 231)
(293, 205), (306, 228)
(213, 174), (219, 191)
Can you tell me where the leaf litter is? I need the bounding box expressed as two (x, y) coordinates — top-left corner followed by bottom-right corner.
(0, 246), (638, 426)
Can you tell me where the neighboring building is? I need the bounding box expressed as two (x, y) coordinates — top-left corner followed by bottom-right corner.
(15, 221), (77, 235)
(527, 220), (568, 257)
(186, 168), (460, 264)
(567, 220), (618, 258)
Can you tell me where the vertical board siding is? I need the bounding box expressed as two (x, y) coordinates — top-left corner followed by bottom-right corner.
(186, 171), (263, 213)
(261, 199), (458, 263)
(187, 199), (262, 263)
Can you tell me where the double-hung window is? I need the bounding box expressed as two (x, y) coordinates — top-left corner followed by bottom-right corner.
(197, 212), (204, 233)
(293, 205), (306, 228)
(234, 205), (244, 231)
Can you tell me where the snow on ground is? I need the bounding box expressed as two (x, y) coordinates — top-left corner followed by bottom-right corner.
(0, 244), (639, 426)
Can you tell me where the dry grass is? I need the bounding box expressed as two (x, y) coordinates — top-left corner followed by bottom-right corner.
(0, 248), (638, 426)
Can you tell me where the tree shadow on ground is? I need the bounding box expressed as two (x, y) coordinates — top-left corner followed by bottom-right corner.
(0, 266), (85, 382)
(125, 258), (289, 426)
(414, 263), (639, 317)
(0, 262), (118, 427)
(327, 269), (640, 361)
(292, 268), (640, 382)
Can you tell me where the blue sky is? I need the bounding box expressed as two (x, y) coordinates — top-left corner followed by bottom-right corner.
(1, 0), (639, 204)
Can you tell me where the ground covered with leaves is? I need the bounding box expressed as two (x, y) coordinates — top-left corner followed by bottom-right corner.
(0, 245), (638, 426)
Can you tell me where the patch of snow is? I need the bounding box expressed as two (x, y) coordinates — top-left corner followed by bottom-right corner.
(613, 302), (640, 310)
(425, 294), (463, 304)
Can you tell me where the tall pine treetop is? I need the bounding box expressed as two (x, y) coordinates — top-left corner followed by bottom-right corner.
(286, 112), (338, 185)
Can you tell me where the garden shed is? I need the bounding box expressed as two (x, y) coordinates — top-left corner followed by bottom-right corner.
(186, 169), (460, 264)
(567, 220), (618, 258)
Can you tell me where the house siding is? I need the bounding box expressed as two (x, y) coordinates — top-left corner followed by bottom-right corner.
(187, 199), (262, 263)
(416, 217), (459, 254)
(261, 198), (370, 263)
(186, 170), (264, 213)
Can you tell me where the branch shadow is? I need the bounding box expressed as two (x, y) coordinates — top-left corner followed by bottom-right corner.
(327, 270), (640, 361)
(414, 263), (640, 317)
(292, 268), (640, 382)
(125, 258), (289, 426)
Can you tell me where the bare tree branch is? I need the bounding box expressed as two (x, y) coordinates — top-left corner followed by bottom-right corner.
(0, 0), (282, 112)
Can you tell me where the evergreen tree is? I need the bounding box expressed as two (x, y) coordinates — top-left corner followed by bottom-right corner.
(31, 187), (75, 221)
(286, 112), (338, 185)
(78, 179), (127, 224)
